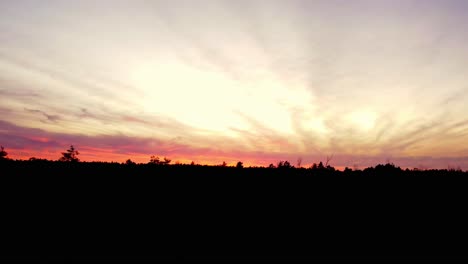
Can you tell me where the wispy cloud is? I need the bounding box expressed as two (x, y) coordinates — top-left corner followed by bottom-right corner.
(24, 108), (61, 123)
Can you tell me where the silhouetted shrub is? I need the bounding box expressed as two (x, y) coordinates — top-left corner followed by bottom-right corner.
(125, 159), (136, 166)
(149, 156), (171, 165)
(277, 160), (293, 169)
(0, 146), (8, 159)
(149, 156), (160, 164)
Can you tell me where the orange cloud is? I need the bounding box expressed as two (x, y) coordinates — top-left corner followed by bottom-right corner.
(2, 120), (468, 170)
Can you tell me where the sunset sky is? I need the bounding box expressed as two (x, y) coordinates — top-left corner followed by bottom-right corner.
(1, 0), (468, 169)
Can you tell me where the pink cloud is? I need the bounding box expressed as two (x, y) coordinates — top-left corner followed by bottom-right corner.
(1, 120), (468, 170)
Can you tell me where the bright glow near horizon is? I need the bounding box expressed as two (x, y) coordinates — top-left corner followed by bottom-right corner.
(1, 0), (468, 169)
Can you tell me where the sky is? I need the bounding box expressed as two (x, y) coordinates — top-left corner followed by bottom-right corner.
(1, 0), (468, 169)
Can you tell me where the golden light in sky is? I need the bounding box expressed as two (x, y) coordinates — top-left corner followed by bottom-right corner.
(129, 59), (317, 137)
(347, 110), (377, 132)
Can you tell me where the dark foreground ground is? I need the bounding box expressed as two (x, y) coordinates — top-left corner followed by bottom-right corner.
(1, 159), (468, 262)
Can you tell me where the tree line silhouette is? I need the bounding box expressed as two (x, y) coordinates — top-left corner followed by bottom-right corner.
(1, 144), (468, 261)
(1, 145), (466, 179)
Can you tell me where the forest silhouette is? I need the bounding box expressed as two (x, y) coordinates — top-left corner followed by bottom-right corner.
(1, 145), (468, 261)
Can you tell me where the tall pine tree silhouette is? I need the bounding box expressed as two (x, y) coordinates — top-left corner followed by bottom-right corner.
(59, 145), (80, 162)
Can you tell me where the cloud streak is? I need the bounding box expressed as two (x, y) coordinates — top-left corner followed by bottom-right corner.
(2, 120), (468, 169)
(24, 108), (61, 123)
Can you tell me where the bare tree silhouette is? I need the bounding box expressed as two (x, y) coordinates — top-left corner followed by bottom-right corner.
(59, 145), (80, 162)
(297, 157), (302, 168)
(325, 154), (334, 167)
